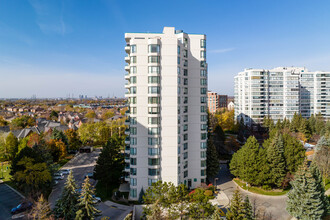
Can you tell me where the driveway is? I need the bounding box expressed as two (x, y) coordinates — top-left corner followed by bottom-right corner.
(214, 164), (291, 220)
(97, 201), (133, 220)
(49, 149), (132, 219)
(49, 150), (100, 209)
(0, 184), (24, 220)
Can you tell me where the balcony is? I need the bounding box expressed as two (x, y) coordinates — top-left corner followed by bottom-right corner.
(125, 137), (130, 144)
(124, 128), (130, 135)
(125, 56), (130, 63)
(125, 118), (130, 125)
(125, 45), (130, 52)
(125, 73), (130, 80)
(125, 82), (130, 89)
(124, 165), (130, 172)
(125, 110), (130, 116)
(125, 65), (130, 71)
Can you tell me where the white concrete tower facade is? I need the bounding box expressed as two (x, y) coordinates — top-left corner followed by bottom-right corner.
(124, 27), (208, 200)
(234, 67), (330, 126)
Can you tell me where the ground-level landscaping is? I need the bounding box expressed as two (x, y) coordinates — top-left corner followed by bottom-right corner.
(233, 178), (289, 196)
(0, 162), (11, 182)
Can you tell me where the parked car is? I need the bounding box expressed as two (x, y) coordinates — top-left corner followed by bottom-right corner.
(92, 195), (101, 203)
(11, 201), (33, 214)
(54, 172), (64, 180)
(60, 169), (71, 175)
(84, 172), (94, 179)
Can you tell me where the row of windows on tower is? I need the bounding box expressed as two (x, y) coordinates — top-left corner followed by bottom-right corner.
(130, 66), (207, 78)
(129, 39), (206, 55)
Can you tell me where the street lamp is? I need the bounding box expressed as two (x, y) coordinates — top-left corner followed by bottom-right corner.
(214, 178), (218, 188)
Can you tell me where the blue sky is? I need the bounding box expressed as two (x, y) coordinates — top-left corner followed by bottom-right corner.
(1, 0), (330, 98)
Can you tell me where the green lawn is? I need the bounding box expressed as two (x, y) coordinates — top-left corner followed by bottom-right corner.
(234, 179), (289, 196)
(0, 163), (11, 182)
(325, 182), (330, 191)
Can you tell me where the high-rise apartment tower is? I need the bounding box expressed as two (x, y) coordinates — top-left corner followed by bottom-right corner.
(234, 67), (330, 126)
(124, 27), (208, 200)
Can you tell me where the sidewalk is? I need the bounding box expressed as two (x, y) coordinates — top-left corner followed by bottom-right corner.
(210, 190), (230, 208)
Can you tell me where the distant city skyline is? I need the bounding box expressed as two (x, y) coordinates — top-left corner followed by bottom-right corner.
(1, 0), (330, 98)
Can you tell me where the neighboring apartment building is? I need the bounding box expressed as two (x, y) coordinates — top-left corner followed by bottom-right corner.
(124, 27), (208, 200)
(207, 92), (218, 113)
(218, 95), (228, 108)
(207, 91), (228, 113)
(234, 67), (330, 126)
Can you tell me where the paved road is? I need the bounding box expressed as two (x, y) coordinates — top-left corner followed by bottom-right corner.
(97, 201), (133, 220)
(0, 184), (24, 220)
(49, 149), (132, 220)
(49, 150), (100, 208)
(215, 164), (291, 220)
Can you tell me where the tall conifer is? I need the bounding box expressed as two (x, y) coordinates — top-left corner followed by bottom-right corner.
(266, 134), (286, 187)
(286, 162), (328, 219)
(75, 176), (101, 220)
(54, 170), (79, 219)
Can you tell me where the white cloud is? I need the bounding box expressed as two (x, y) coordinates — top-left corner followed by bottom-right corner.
(29, 0), (71, 35)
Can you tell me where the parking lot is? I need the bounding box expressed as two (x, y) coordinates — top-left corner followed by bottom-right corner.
(48, 149), (133, 219)
(0, 184), (24, 220)
(48, 149), (100, 208)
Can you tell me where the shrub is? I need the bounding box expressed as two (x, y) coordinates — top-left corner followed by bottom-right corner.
(204, 190), (213, 197)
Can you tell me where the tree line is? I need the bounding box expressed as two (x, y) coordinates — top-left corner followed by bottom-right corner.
(28, 171), (101, 220)
(264, 112), (330, 142)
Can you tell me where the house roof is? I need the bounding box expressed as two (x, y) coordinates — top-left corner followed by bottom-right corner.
(0, 126), (10, 133)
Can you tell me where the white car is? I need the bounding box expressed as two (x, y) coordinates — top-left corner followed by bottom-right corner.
(60, 169), (71, 175)
(92, 195), (101, 203)
(53, 173), (64, 180)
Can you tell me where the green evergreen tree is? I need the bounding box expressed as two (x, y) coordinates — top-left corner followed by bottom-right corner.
(206, 138), (220, 179)
(282, 117), (290, 129)
(275, 119), (282, 130)
(51, 128), (68, 145)
(138, 187), (145, 204)
(50, 110), (59, 121)
(299, 119), (312, 140)
(94, 134), (124, 195)
(315, 136), (330, 151)
(143, 181), (174, 218)
(308, 114), (316, 134)
(286, 162), (328, 219)
(226, 188), (245, 220)
(313, 136), (330, 183)
(168, 184), (189, 219)
(211, 208), (222, 220)
(283, 133), (305, 174)
(214, 124), (226, 143)
(54, 170), (79, 219)
(75, 176), (101, 220)
(30, 194), (52, 220)
(315, 113), (325, 135)
(266, 134), (286, 187)
(237, 117), (246, 143)
(242, 196), (254, 220)
(290, 112), (301, 132)
(230, 136), (264, 186)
